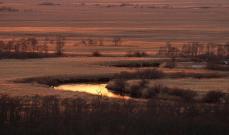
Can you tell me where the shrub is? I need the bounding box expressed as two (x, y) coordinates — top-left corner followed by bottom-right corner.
(126, 51), (148, 57)
(225, 95), (229, 104)
(106, 79), (126, 93)
(149, 84), (168, 95)
(129, 85), (142, 98)
(141, 84), (197, 101)
(202, 91), (226, 103)
(125, 80), (159, 98)
(141, 88), (158, 98)
(162, 61), (176, 68)
(106, 78), (197, 100)
(121, 80), (145, 98)
(168, 88), (197, 102)
(207, 62), (229, 71)
(135, 69), (164, 79)
(92, 51), (102, 57)
(107, 79), (157, 98)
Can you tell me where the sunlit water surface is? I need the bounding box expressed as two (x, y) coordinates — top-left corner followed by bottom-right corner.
(55, 83), (130, 99)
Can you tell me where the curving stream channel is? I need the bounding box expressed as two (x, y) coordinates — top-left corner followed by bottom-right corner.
(54, 83), (130, 99)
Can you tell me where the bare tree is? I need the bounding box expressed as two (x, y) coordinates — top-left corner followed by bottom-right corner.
(81, 39), (87, 46)
(197, 43), (205, 56)
(27, 37), (38, 53)
(99, 39), (104, 46)
(112, 37), (122, 46)
(6, 40), (15, 53)
(21, 39), (28, 53)
(165, 41), (173, 56)
(190, 42), (199, 57)
(216, 45), (225, 57)
(181, 43), (190, 56)
(14, 44), (20, 53)
(165, 42), (179, 57)
(88, 39), (97, 46)
(224, 42), (229, 57)
(56, 36), (65, 56)
(43, 37), (49, 55)
(0, 40), (5, 52)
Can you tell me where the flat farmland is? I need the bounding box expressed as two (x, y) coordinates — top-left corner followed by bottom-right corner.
(1, 0), (229, 43)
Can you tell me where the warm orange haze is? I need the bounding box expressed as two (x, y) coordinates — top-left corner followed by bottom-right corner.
(0, 0), (229, 135)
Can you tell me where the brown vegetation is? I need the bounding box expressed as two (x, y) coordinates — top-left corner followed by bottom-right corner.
(106, 80), (198, 101)
(113, 69), (164, 80)
(0, 94), (228, 135)
(207, 60), (229, 71)
(16, 74), (112, 86)
(113, 69), (224, 80)
(107, 60), (161, 68)
(202, 91), (226, 103)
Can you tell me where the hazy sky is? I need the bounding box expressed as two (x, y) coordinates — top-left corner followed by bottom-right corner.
(2, 0), (229, 4)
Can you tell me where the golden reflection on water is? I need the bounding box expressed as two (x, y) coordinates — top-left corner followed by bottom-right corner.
(55, 84), (130, 99)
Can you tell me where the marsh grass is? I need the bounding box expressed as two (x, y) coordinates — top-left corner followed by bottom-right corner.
(106, 80), (198, 101)
(16, 74), (112, 86)
(202, 91), (226, 103)
(107, 60), (161, 68)
(207, 62), (229, 71)
(113, 69), (164, 80)
(167, 72), (224, 79)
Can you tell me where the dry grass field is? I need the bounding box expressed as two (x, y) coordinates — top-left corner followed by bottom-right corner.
(1, 0), (229, 44)
(0, 56), (228, 97)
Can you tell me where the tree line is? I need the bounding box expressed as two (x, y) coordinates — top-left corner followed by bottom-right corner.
(0, 36), (65, 58)
(158, 42), (229, 58)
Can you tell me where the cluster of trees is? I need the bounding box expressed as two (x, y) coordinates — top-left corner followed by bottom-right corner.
(81, 37), (122, 46)
(0, 36), (65, 57)
(0, 37), (48, 54)
(158, 42), (229, 58)
(0, 6), (19, 12)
